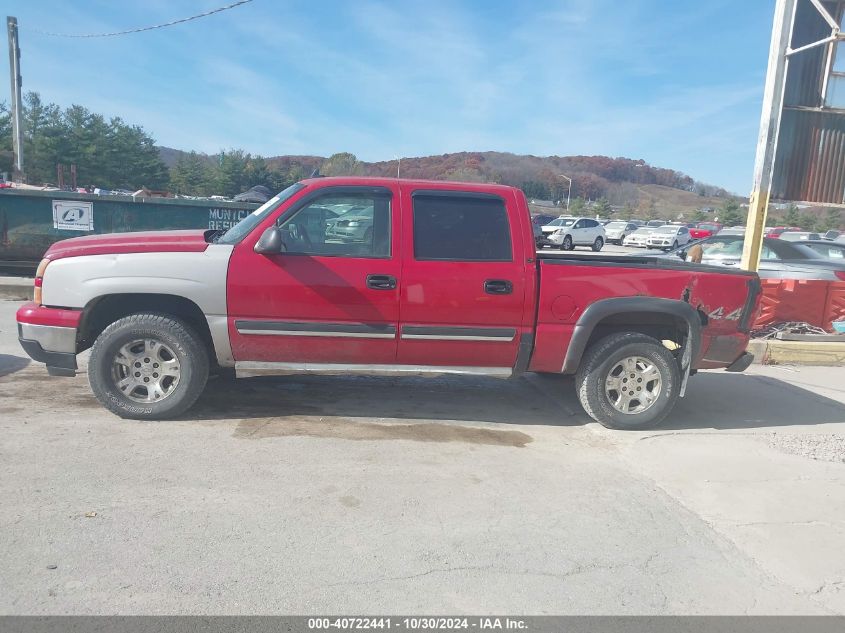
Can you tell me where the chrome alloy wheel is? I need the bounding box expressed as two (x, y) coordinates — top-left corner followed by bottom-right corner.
(111, 338), (181, 403)
(604, 355), (662, 414)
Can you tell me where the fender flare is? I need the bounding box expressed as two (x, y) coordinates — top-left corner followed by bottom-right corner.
(561, 297), (702, 374)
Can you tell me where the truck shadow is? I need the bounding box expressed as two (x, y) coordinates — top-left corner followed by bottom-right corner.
(188, 369), (845, 431)
(192, 373), (572, 428)
(0, 354), (30, 377)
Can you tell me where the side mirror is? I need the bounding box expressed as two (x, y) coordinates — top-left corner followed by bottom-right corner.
(254, 226), (286, 254)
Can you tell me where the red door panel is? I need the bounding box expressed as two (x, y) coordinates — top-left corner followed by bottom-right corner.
(397, 186), (530, 368)
(227, 183), (401, 365)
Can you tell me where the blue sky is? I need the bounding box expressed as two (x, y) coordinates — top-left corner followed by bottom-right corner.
(4, 1), (774, 192)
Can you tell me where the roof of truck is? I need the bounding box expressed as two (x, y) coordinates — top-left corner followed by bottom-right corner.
(299, 176), (521, 195)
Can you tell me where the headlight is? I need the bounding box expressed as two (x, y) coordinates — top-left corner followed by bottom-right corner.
(554, 229), (564, 236)
(347, 221), (360, 227)
(34, 257), (50, 305)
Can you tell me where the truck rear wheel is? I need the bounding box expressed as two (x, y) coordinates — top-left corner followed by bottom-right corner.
(88, 313), (209, 420)
(575, 332), (680, 430)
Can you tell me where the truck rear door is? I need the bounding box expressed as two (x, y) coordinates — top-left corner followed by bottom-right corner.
(396, 186), (531, 371)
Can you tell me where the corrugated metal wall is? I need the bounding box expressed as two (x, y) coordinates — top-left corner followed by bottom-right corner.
(771, 0), (845, 204)
(773, 109), (845, 203)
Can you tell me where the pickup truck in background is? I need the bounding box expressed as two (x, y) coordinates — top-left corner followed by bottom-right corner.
(16, 177), (761, 429)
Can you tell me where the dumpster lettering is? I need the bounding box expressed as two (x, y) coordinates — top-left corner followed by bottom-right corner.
(208, 208), (250, 230)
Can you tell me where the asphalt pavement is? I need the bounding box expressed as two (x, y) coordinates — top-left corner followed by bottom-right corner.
(1, 298), (844, 615)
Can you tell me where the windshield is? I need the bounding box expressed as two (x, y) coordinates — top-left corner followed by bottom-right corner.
(631, 228), (652, 235)
(697, 223), (719, 231)
(546, 218), (575, 227)
(217, 183), (305, 244)
(653, 226), (677, 235)
(606, 222), (627, 229)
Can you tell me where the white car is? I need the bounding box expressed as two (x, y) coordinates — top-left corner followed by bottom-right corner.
(646, 225), (692, 250)
(604, 221), (640, 245)
(623, 227), (656, 248)
(544, 217), (606, 251)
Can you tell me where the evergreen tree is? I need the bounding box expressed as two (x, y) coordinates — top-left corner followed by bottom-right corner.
(819, 208), (842, 232)
(568, 197), (586, 215)
(719, 199), (743, 227)
(593, 197), (612, 218)
(322, 152), (361, 176)
(170, 152), (212, 195)
(799, 213), (816, 231)
(783, 203), (801, 227)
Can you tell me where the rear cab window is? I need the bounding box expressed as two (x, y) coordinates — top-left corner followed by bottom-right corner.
(412, 193), (513, 261)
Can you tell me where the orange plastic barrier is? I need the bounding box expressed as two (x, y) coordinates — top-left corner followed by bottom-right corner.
(824, 281), (845, 331)
(753, 279), (836, 331)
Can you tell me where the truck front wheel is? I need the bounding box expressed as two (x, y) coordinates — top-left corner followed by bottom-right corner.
(88, 313), (209, 420)
(575, 332), (680, 429)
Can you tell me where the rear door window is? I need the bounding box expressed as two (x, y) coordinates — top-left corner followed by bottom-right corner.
(413, 194), (512, 261)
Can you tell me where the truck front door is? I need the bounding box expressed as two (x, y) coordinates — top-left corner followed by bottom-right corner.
(226, 184), (401, 367)
(396, 187), (530, 372)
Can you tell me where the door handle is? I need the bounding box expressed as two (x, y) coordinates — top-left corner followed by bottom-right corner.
(366, 274), (397, 290)
(484, 279), (513, 295)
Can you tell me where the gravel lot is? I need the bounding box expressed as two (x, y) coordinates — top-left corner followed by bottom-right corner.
(1, 298), (845, 615)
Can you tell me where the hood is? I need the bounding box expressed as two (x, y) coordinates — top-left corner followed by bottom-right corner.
(44, 230), (211, 261)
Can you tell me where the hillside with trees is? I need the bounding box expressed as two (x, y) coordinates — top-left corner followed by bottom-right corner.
(6, 90), (842, 231)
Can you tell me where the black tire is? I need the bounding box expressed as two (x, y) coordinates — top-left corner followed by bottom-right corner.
(592, 237), (604, 252)
(562, 235), (573, 250)
(575, 332), (681, 430)
(672, 240), (678, 250)
(88, 313), (209, 420)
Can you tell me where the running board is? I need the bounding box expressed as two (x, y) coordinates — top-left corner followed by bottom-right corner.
(235, 362), (513, 379)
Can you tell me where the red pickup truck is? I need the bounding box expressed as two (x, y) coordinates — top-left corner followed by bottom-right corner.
(16, 177), (760, 429)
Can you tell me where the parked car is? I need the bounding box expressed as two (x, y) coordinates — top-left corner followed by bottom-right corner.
(325, 205), (375, 242)
(16, 177), (760, 429)
(604, 221), (639, 245)
(801, 240), (845, 260)
(538, 216), (575, 247)
(544, 216), (606, 251)
(719, 227), (746, 236)
(765, 226), (803, 238)
(646, 220), (667, 228)
(623, 227), (656, 248)
(822, 230), (841, 241)
(689, 222), (722, 240)
(640, 234), (845, 280)
(779, 231), (821, 242)
(646, 224), (692, 250)
(532, 214), (558, 248)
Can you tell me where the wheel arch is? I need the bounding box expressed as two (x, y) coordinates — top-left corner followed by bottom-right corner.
(561, 297), (703, 374)
(77, 293), (214, 358)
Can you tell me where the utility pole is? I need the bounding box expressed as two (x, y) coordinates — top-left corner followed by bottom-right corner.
(740, 0), (797, 272)
(559, 174), (572, 213)
(6, 16), (24, 182)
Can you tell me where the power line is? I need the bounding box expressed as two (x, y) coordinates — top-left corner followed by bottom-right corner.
(30, 0), (254, 38)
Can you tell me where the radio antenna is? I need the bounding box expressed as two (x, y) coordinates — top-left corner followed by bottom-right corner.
(396, 157), (401, 179)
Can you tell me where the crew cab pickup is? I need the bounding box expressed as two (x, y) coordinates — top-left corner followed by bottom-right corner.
(16, 178), (761, 429)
